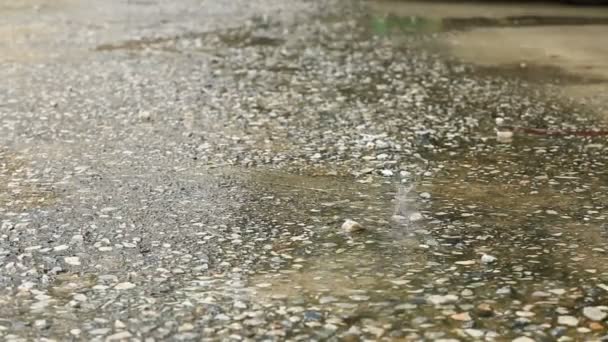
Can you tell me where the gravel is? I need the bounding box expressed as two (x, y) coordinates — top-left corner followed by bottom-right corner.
(2, 0), (608, 340)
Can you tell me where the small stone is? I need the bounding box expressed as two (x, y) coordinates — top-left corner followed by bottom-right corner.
(234, 301), (247, 309)
(455, 260), (476, 266)
(244, 318), (265, 326)
(583, 307), (607, 321)
(481, 254), (497, 264)
(476, 303), (494, 317)
(341, 219), (364, 233)
(106, 331), (132, 341)
(451, 312), (471, 321)
(395, 303), (417, 310)
(319, 296), (337, 304)
(73, 294), (87, 302)
(304, 310), (323, 321)
(427, 294), (458, 305)
(496, 130), (513, 142)
(64, 257), (81, 266)
(461, 289), (474, 297)
(516, 311), (535, 318)
(381, 169), (394, 177)
(409, 212), (424, 222)
(589, 322), (604, 331)
(178, 323), (194, 332)
(390, 279), (409, 286)
(90, 328), (111, 335)
(419, 192), (431, 199)
(558, 315), (579, 327)
(464, 329), (484, 338)
(53, 245), (69, 252)
(138, 110), (152, 121)
(496, 286), (512, 295)
(114, 282), (136, 290)
(71, 235), (84, 243)
(549, 289), (566, 296)
(512, 337), (535, 342)
(34, 319), (49, 329)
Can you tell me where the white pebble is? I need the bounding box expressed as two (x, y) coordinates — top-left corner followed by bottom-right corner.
(341, 219), (364, 233)
(557, 315), (578, 327)
(409, 212), (423, 222)
(380, 169), (394, 177)
(481, 254), (497, 264)
(114, 282), (136, 290)
(64, 257), (81, 266)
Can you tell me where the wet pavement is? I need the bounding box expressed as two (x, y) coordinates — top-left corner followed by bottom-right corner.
(3, 0), (608, 341)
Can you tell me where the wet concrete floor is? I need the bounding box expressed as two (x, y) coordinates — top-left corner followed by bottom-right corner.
(2, 0), (608, 341)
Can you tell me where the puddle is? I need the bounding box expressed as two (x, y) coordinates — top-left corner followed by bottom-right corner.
(237, 131), (608, 339)
(368, 1), (608, 118)
(371, 14), (608, 36)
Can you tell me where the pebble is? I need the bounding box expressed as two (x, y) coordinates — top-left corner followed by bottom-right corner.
(319, 296), (337, 304)
(496, 130), (514, 142)
(73, 294), (87, 302)
(476, 303), (494, 317)
(395, 303), (417, 310)
(106, 331), (132, 341)
(496, 286), (512, 295)
(427, 294), (458, 305)
(512, 337), (535, 342)
(455, 260), (476, 266)
(557, 315), (579, 327)
(381, 169), (394, 177)
(341, 219), (364, 233)
(461, 289), (474, 296)
(34, 319), (49, 329)
(583, 307), (607, 321)
(90, 328), (111, 335)
(480, 254), (497, 264)
(64, 257), (81, 266)
(464, 329), (484, 338)
(350, 295), (370, 301)
(589, 322), (604, 331)
(114, 282), (136, 290)
(409, 212), (424, 222)
(516, 311), (535, 318)
(549, 289), (566, 295)
(53, 245), (69, 252)
(451, 312), (471, 321)
(178, 323), (194, 332)
(138, 110), (152, 121)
